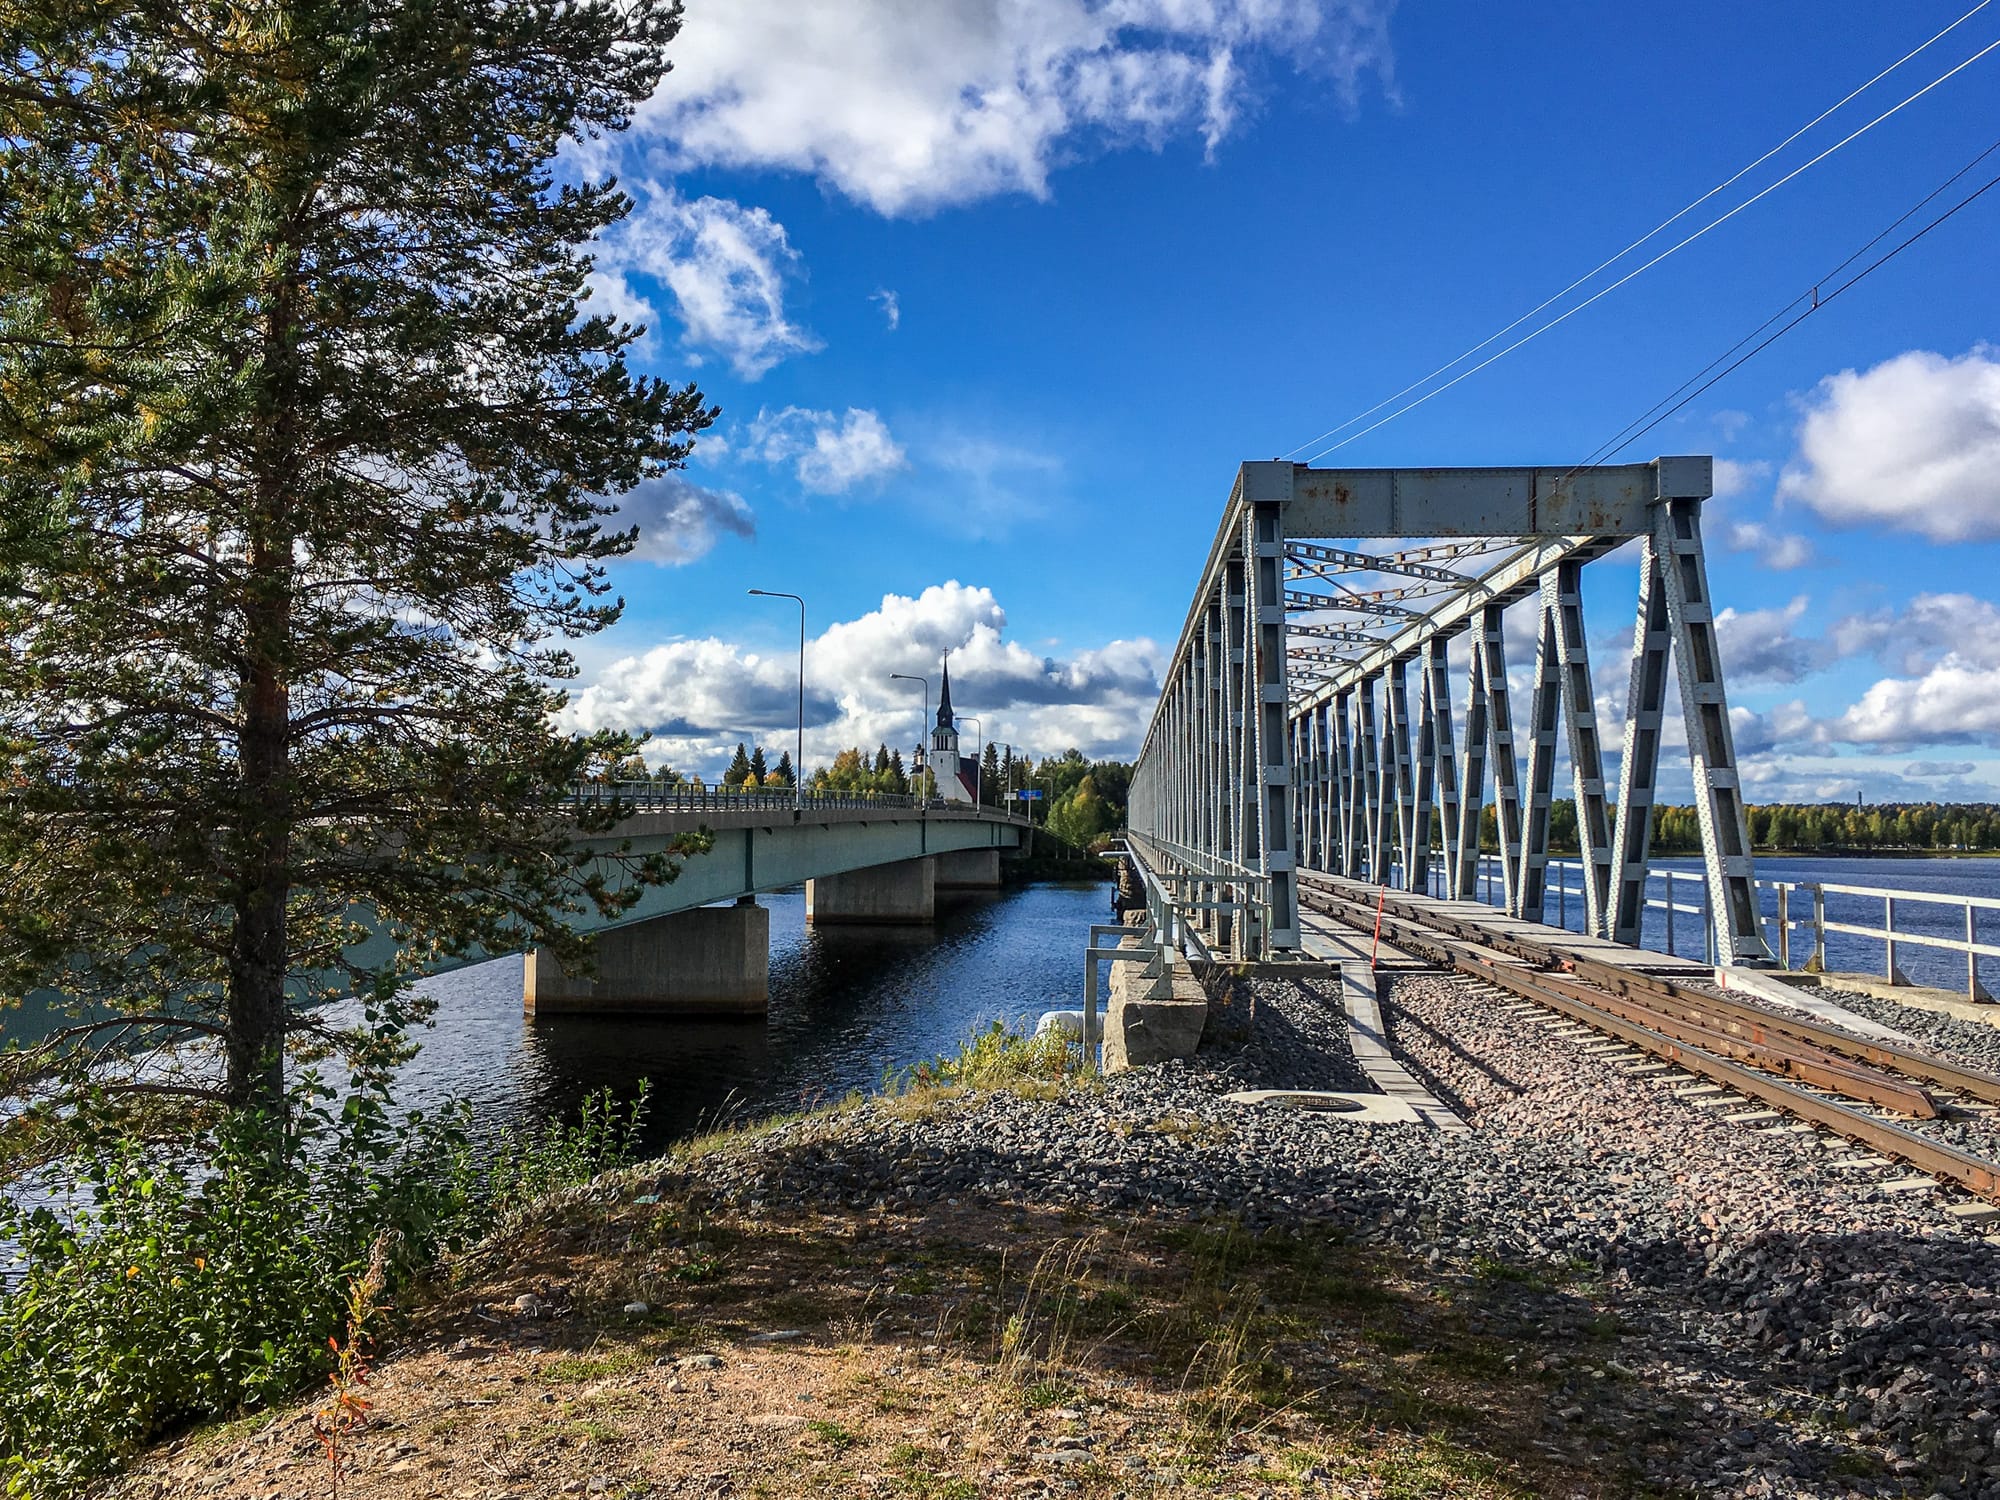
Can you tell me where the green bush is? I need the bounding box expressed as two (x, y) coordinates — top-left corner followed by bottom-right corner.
(889, 1020), (1078, 1095)
(0, 1076), (648, 1497)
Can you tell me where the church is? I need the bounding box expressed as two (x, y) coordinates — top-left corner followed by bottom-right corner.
(918, 655), (979, 804)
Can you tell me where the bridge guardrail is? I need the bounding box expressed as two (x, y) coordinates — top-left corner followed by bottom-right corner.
(1435, 853), (1998, 1001)
(565, 781), (1033, 822)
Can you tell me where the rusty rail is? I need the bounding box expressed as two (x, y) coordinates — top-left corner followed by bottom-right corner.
(1295, 876), (2000, 1204)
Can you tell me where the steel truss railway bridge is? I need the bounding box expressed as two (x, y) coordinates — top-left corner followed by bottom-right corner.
(1126, 455), (1771, 967)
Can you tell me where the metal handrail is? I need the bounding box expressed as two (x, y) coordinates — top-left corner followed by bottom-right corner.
(1439, 851), (1996, 1001)
(564, 781), (1032, 821)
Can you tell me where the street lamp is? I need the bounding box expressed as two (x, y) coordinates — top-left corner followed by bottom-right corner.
(889, 672), (928, 801)
(958, 716), (981, 805)
(747, 589), (805, 816)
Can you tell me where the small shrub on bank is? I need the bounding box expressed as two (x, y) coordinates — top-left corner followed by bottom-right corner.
(0, 1078), (648, 1497)
(887, 1020), (1078, 1100)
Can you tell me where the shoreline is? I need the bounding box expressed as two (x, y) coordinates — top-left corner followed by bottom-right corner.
(100, 964), (2000, 1499)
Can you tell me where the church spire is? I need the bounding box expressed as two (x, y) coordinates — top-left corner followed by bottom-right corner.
(935, 652), (954, 729)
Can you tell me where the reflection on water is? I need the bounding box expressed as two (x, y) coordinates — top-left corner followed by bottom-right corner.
(392, 882), (1107, 1156)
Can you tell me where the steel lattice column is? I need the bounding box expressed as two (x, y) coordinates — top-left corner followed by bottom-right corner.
(1610, 536), (1671, 945)
(1386, 658), (1417, 887)
(1411, 648), (1441, 893)
(1248, 499), (1299, 949)
(1426, 636), (1460, 901)
(1655, 496), (1769, 962)
(1453, 632), (1489, 901)
(1357, 678), (1383, 882)
(1549, 559), (1613, 936)
(1517, 597), (1559, 924)
(1334, 688), (1357, 877)
(1480, 602), (1526, 916)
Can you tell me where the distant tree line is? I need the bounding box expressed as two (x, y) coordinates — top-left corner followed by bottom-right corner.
(1463, 800), (2000, 855)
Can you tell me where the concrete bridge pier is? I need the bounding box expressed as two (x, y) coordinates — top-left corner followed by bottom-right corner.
(525, 898), (769, 1016)
(806, 857), (936, 924)
(934, 847), (1003, 891)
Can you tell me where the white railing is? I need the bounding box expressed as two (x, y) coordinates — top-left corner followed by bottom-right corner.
(1410, 854), (1994, 1001)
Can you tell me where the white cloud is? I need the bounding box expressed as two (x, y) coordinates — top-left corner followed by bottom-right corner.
(1712, 596), (1828, 686)
(1906, 760), (1976, 779)
(562, 580), (1162, 774)
(1777, 347), (2000, 541)
(749, 407), (908, 494)
(595, 185), (821, 378)
(1833, 660), (2000, 747)
(872, 289), (901, 330)
(1710, 457), (1770, 499)
(1722, 521), (1812, 571)
(1828, 593), (2000, 677)
(616, 474), (755, 565)
(635, 0), (1397, 216)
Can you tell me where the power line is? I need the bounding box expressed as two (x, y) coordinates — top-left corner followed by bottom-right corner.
(1565, 139), (2000, 475)
(1283, 3), (1999, 464)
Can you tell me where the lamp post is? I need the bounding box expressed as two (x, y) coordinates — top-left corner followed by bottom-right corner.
(746, 589), (805, 816)
(958, 716), (981, 805)
(890, 672), (928, 802)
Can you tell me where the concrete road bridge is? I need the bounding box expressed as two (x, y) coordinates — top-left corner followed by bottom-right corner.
(506, 787), (1028, 1016)
(1124, 454), (1770, 969)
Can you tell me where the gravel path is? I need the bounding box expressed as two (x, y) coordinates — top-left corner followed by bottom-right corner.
(662, 963), (2000, 1498)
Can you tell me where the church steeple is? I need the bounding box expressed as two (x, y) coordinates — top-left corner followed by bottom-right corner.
(934, 652), (954, 730)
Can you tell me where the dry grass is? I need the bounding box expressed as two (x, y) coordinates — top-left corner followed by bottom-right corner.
(100, 1117), (1714, 1500)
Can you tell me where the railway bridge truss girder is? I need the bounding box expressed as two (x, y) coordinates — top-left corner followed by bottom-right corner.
(1128, 456), (1770, 966)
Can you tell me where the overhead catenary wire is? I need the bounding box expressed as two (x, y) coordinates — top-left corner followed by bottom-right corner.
(1287, 13), (2000, 465)
(1565, 139), (2000, 476)
(1281, 0), (1994, 462)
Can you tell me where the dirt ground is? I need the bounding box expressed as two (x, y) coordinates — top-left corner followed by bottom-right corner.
(101, 1176), (1706, 1500)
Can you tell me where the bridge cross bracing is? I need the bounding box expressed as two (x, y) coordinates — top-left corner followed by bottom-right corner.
(1128, 457), (1771, 965)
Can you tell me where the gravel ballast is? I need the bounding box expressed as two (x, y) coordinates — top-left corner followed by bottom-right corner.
(659, 961), (2000, 1499)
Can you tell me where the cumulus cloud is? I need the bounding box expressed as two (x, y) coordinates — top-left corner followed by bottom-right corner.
(635, 0), (1398, 216)
(1828, 593), (2000, 677)
(1777, 347), (2000, 541)
(1712, 596), (1828, 685)
(1832, 661), (2000, 747)
(749, 407), (908, 494)
(1710, 457), (1770, 499)
(1727, 700), (1816, 756)
(562, 580), (1162, 773)
(1721, 521), (1812, 571)
(616, 474), (755, 565)
(593, 185), (821, 378)
(1906, 760), (1977, 779)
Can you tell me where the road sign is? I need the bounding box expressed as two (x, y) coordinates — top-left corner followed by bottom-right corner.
(1012, 789), (1043, 801)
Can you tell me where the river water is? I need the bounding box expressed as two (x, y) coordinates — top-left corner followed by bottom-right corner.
(389, 881), (1109, 1158)
(10, 855), (1999, 1163)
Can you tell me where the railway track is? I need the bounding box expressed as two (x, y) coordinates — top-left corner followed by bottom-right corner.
(1296, 871), (2000, 1205)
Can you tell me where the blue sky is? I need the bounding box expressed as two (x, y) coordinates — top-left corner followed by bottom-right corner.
(557, 0), (2000, 800)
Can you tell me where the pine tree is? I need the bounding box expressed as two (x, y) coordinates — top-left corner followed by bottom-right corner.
(890, 750), (908, 793)
(749, 746), (769, 785)
(980, 742), (1001, 806)
(0, 0), (709, 1117)
(874, 743), (892, 776)
(770, 750), (794, 786)
(724, 743), (754, 787)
